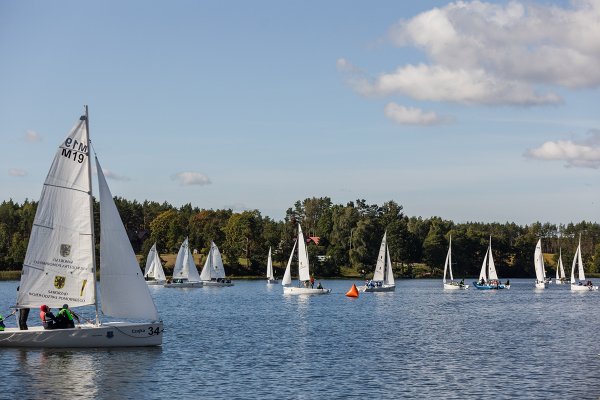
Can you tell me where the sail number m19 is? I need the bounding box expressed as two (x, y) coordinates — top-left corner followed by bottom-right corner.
(62, 138), (88, 164)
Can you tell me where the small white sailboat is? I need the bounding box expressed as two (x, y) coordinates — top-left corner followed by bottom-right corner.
(200, 241), (233, 287)
(442, 236), (468, 290)
(555, 249), (567, 284)
(144, 243), (166, 285)
(282, 225), (330, 295)
(534, 239), (548, 289)
(570, 235), (598, 291)
(360, 231), (396, 292)
(473, 237), (509, 290)
(266, 247), (278, 284)
(0, 107), (162, 347)
(164, 238), (202, 288)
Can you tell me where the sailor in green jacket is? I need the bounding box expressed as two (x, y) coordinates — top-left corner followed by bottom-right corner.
(0, 314), (5, 331)
(56, 304), (80, 329)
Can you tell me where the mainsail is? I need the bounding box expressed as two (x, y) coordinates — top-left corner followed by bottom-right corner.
(373, 232), (387, 282)
(173, 238), (201, 282)
(385, 244), (395, 285)
(534, 239), (545, 282)
(281, 240), (297, 286)
(16, 118), (95, 309)
(443, 236), (453, 283)
(571, 237), (585, 283)
(297, 225), (310, 282)
(266, 247), (274, 280)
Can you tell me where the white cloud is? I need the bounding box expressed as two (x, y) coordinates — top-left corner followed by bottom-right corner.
(340, 0), (600, 107)
(384, 102), (450, 125)
(102, 169), (131, 181)
(8, 168), (27, 177)
(172, 171), (211, 186)
(526, 131), (600, 168)
(24, 130), (42, 143)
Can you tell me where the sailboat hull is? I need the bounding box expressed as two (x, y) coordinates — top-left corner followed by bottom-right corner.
(535, 282), (548, 289)
(0, 321), (163, 348)
(555, 279), (566, 285)
(267, 279), (278, 284)
(164, 281), (203, 288)
(472, 282), (509, 290)
(202, 280), (234, 287)
(283, 286), (331, 295)
(360, 284), (395, 292)
(145, 280), (165, 286)
(443, 282), (468, 290)
(571, 283), (599, 291)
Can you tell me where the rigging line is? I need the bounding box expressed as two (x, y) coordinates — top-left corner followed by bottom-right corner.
(43, 182), (89, 195)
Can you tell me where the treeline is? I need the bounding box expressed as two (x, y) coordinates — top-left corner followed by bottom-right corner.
(1, 197), (600, 278)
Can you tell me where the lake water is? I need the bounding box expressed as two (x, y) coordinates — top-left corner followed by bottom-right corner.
(1, 279), (600, 399)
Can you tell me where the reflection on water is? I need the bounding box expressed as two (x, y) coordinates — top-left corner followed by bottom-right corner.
(2, 279), (600, 399)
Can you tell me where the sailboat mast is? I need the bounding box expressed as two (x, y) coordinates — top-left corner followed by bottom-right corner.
(84, 105), (101, 326)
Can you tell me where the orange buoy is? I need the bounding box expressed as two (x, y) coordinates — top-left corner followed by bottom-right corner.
(346, 283), (359, 298)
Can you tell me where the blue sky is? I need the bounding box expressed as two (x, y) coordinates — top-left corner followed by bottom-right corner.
(1, 0), (599, 225)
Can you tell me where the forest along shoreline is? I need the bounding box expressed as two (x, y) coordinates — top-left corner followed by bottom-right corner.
(2, 197), (599, 282)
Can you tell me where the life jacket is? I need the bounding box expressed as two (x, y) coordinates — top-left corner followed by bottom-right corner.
(58, 308), (73, 321)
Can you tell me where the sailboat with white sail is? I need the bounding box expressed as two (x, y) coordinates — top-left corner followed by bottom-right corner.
(144, 243), (166, 285)
(443, 236), (467, 290)
(266, 247), (277, 284)
(472, 237), (509, 290)
(555, 249), (567, 284)
(534, 239), (548, 289)
(360, 231), (396, 292)
(0, 107), (162, 347)
(200, 241), (233, 286)
(282, 225), (330, 295)
(570, 235), (598, 291)
(164, 238), (202, 288)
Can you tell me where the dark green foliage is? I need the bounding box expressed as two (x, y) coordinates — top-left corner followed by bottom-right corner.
(2, 196), (600, 278)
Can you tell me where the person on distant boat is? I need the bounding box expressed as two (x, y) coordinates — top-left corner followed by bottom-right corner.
(0, 314), (5, 331)
(39, 305), (57, 330)
(310, 275), (315, 288)
(479, 278), (485, 285)
(16, 286), (30, 330)
(317, 282), (323, 290)
(505, 280), (510, 286)
(56, 304), (79, 329)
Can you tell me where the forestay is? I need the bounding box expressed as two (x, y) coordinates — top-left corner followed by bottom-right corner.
(97, 158), (159, 321)
(16, 119), (95, 309)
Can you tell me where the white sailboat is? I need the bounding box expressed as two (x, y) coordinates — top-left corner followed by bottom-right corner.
(282, 225), (330, 295)
(534, 239), (548, 289)
(266, 247), (277, 284)
(443, 236), (468, 290)
(200, 241), (233, 287)
(570, 235), (598, 291)
(555, 249), (567, 284)
(473, 237), (509, 290)
(0, 108), (162, 347)
(360, 231), (396, 292)
(144, 243), (166, 285)
(164, 238), (203, 288)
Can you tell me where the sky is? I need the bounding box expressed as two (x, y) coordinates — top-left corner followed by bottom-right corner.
(1, 0), (599, 225)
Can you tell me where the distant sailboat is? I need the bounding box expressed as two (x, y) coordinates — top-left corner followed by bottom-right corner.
(360, 231), (395, 292)
(200, 241), (233, 287)
(570, 235), (598, 291)
(164, 238), (202, 288)
(282, 225), (330, 295)
(555, 249), (566, 284)
(443, 236), (467, 290)
(0, 107), (162, 347)
(534, 239), (548, 289)
(473, 237), (509, 290)
(266, 247), (277, 284)
(144, 243), (166, 285)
